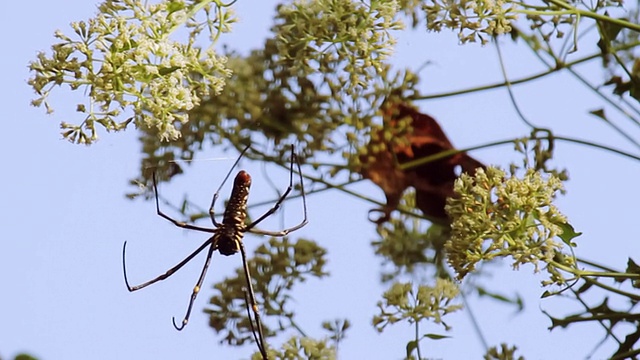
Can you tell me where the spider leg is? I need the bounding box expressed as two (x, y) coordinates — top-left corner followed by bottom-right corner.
(239, 241), (269, 359)
(208, 145), (252, 227)
(172, 242), (218, 331)
(122, 238), (214, 291)
(153, 172), (216, 233)
(246, 145), (308, 236)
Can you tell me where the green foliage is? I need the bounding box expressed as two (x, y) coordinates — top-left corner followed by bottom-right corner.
(0, 354), (39, 360)
(539, 255), (640, 358)
(274, 0), (403, 93)
(483, 344), (525, 360)
(321, 319), (350, 345)
(424, 0), (517, 44)
(373, 280), (462, 332)
(205, 237), (328, 345)
(373, 279), (462, 359)
(372, 191), (450, 282)
(252, 336), (336, 360)
(247, 319), (349, 359)
(13, 355), (38, 360)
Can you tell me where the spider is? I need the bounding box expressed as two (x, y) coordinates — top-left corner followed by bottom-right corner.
(122, 145), (307, 359)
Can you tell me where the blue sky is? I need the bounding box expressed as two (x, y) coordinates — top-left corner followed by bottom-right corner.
(3, 1), (640, 359)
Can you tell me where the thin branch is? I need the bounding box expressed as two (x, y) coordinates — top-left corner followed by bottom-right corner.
(545, 0), (640, 32)
(417, 41), (640, 100)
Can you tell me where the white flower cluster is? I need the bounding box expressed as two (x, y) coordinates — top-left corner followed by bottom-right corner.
(29, 0), (235, 144)
(445, 167), (570, 281)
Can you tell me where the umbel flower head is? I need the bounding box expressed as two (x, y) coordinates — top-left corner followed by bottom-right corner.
(372, 278), (462, 332)
(445, 167), (571, 281)
(424, 0), (517, 44)
(28, 0), (234, 144)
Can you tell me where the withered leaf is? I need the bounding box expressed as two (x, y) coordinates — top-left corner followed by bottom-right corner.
(360, 102), (485, 224)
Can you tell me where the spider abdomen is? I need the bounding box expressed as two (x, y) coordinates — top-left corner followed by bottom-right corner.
(222, 170), (251, 226)
(217, 170), (251, 256)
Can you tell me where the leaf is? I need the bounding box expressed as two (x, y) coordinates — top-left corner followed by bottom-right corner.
(613, 325), (640, 358)
(15, 355), (39, 360)
(596, 14), (625, 65)
(359, 101), (485, 224)
(626, 258), (640, 288)
(405, 333), (451, 357)
(158, 65), (182, 76)
(476, 286), (524, 311)
(602, 61), (640, 103)
(406, 339), (419, 358)
(423, 333), (450, 340)
(558, 221), (582, 247)
(630, 59), (640, 102)
(604, 75), (632, 97)
(575, 281), (594, 295)
(588, 108), (608, 122)
(626, 258), (640, 274)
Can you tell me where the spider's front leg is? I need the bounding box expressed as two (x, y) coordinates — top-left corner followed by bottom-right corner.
(152, 172), (217, 233)
(246, 145), (308, 236)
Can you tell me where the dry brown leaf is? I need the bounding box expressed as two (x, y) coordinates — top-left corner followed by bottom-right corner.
(360, 102), (485, 224)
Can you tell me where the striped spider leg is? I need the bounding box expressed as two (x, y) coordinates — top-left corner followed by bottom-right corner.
(122, 145), (308, 359)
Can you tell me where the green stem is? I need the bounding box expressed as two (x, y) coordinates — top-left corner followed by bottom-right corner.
(545, 0), (640, 32)
(459, 289), (489, 351)
(288, 316), (308, 338)
(520, 25), (640, 126)
(415, 320), (423, 360)
(576, 257), (621, 273)
(555, 309), (640, 323)
(563, 61), (640, 147)
(551, 260), (640, 279)
(515, 8), (574, 17)
(417, 40), (640, 102)
(582, 277), (640, 302)
(554, 135), (640, 161)
(247, 179), (357, 209)
(399, 134), (640, 172)
(494, 38), (536, 128)
(246, 147), (432, 220)
(569, 287), (621, 343)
